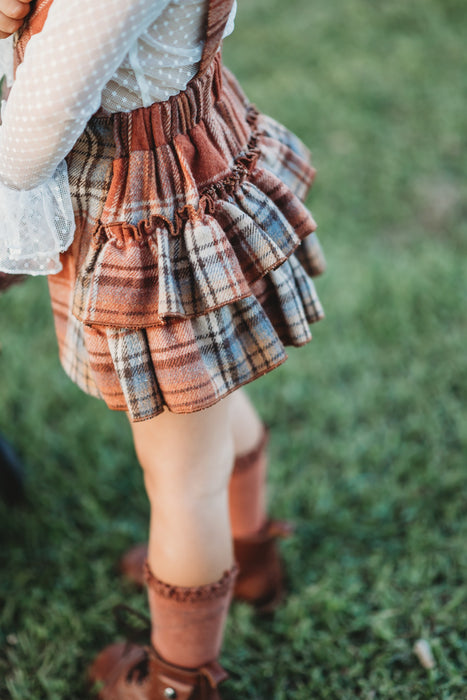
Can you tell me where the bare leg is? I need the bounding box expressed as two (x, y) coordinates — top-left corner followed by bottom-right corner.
(116, 388), (286, 622)
(130, 395), (235, 587)
(230, 388), (264, 457)
(90, 397), (237, 683)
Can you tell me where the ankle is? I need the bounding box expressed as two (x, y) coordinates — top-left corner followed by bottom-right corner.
(145, 563), (238, 669)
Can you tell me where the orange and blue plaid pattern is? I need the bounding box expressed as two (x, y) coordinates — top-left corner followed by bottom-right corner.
(45, 54), (325, 421)
(11, 0), (326, 421)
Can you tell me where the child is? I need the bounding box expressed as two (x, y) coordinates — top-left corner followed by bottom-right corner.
(0, 1), (325, 697)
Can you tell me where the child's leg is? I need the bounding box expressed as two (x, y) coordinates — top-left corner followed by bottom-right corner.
(131, 397), (235, 587)
(120, 388), (287, 612)
(229, 388), (268, 537)
(89, 398), (237, 697)
(130, 397), (237, 670)
(230, 388), (264, 458)
(117, 388), (268, 583)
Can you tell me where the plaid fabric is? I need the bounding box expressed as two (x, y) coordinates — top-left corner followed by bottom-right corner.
(82, 294), (290, 419)
(198, 0), (236, 76)
(42, 25), (326, 421)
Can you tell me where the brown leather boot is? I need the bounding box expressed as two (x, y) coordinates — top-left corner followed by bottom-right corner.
(233, 519), (294, 613)
(88, 641), (228, 699)
(119, 543), (149, 586)
(89, 566), (236, 699)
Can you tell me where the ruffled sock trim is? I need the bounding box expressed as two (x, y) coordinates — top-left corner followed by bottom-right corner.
(144, 563), (239, 603)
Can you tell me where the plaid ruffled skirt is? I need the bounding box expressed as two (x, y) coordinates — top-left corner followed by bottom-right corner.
(49, 53), (325, 421)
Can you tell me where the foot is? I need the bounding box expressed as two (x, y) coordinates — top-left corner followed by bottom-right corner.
(88, 642), (228, 699)
(233, 519), (294, 613)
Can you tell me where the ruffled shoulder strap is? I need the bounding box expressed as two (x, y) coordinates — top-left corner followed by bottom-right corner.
(198, 0), (236, 76)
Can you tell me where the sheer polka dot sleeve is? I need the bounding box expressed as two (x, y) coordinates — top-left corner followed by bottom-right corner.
(0, 0), (172, 191)
(0, 0), (238, 276)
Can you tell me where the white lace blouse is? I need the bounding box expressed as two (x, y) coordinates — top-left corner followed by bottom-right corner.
(0, 0), (236, 275)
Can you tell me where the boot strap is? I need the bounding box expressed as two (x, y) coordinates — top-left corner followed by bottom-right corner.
(149, 647), (228, 699)
(199, 660), (229, 687)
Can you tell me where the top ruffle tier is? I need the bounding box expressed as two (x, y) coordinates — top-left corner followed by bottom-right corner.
(72, 59), (324, 328)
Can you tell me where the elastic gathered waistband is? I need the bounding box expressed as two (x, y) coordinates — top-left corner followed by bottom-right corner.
(94, 52), (234, 155)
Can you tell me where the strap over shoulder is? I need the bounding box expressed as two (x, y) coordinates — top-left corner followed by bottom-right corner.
(14, 0), (53, 71)
(15, 1), (236, 77)
(198, 0), (236, 76)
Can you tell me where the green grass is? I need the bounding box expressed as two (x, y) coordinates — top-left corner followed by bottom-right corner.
(1, 0), (467, 697)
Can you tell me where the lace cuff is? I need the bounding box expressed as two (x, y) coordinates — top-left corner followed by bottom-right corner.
(0, 159), (76, 275)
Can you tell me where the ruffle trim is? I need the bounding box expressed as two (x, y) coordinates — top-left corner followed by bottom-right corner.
(144, 563), (239, 603)
(71, 272), (324, 421)
(91, 106), (262, 245)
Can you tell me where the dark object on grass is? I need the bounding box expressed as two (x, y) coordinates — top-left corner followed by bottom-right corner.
(0, 272), (26, 292)
(0, 434), (26, 505)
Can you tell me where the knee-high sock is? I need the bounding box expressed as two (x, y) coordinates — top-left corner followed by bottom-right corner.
(146, 563), (238, 669)
(228, 427), (268, 538)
